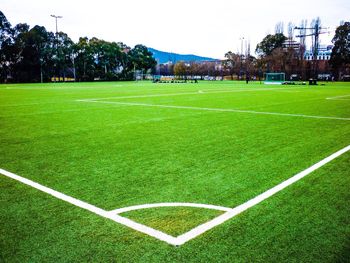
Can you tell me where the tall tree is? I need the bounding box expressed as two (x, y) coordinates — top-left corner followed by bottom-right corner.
(115, 42), (131, 80)
(1, 23), (30, 82)
(12, 25), (54, 82)
(329, 22), (350, 79)
(0, 11), (13, 81)
(55, 32), (74, 80)
(174, 61), (187, 78)
(89, 38), (123, 80)
(256, 33), (287, 57)
(74, 37), (95, 81)
(0, 11), (11, 45)
(223, 51), (240, 79)
(129, 44), (156, 72)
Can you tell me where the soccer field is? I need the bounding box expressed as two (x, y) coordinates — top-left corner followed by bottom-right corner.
(1, 81), (349, 262)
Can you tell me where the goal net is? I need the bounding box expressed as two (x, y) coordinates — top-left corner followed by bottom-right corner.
(264, 73), (285, 84)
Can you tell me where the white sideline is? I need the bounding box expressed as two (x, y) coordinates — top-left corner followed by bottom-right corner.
(326, 94), (350, 101)
(81, 100), (350, 121)
(1, 145), (350, 246)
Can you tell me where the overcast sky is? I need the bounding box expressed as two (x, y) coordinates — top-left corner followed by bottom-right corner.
(1, 0), (349, 58)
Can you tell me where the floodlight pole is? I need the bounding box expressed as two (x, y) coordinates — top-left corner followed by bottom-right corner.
(51, 15), (63, 82)
(239, 37), (245, 80)
(51, 15), (62, 36)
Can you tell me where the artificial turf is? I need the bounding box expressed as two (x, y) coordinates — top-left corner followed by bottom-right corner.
(0, 81), (349, 262)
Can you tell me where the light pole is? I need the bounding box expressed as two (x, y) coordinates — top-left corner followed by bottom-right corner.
(51, 15), (62, 82)
(51, 15), (62, 35)
(239, 37), (245, 80)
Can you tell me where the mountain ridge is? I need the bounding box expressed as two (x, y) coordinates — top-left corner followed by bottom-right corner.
(148, 48), (217, 64)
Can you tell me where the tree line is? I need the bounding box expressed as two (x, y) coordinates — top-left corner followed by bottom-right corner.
(0, 11), (156, 83)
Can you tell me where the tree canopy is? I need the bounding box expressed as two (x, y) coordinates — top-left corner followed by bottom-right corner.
(329, 22), (350, 77)
(255, 33), (287, 56)
(129, 44), (157, 72)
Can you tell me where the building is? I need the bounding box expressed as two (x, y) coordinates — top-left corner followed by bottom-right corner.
(304, 45), (333, 61)
(282, 39), (301, 50)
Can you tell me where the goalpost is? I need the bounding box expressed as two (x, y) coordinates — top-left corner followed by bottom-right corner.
(134, 70), (144, 81)
(264, 73), (285, 85)
(134, 70), (153, 81)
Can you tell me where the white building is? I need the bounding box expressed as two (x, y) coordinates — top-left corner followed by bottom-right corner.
(304, 45), (333, 61)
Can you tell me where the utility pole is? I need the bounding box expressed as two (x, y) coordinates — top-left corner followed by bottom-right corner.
(295, 18), (328, 82)
(51, 15), (63, 82)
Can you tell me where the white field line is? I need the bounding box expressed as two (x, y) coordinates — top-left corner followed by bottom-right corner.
(270, 90), (302, 93)
(77, 87), (306, 102)
(81, 100), (350, 121)
(175, 144), (350, 245)
(326, 94), (350, 101)
(1, 86), (132, 91)
(111, 203), (233, 214)
(77, 92), (200, 101)
(0, 102), (60, 107)
(241, 97), (322, 111)
(1, 144), (350, 246)
(0, 168), (178, 245)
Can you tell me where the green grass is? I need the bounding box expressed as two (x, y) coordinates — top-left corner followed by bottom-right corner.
(0, 81), (349, 262)
(122, 207), (224, 237)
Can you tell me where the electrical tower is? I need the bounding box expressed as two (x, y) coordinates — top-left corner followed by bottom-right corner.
(295, 18), (328, 81)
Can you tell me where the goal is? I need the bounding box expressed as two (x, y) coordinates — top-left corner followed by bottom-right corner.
(264, 73), (285, 84)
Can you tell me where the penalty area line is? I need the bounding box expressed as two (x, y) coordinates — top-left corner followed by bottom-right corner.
(76, 87), (306, 102)
(81, 100), (350, 121)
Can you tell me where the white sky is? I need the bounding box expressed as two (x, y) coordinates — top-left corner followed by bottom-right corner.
(1, 0), (349, 58)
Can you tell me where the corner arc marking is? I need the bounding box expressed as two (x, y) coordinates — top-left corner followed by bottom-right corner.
(109, 202), (233, 214)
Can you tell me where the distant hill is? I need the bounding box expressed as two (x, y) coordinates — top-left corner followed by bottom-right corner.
(148, 48), (217, 64)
